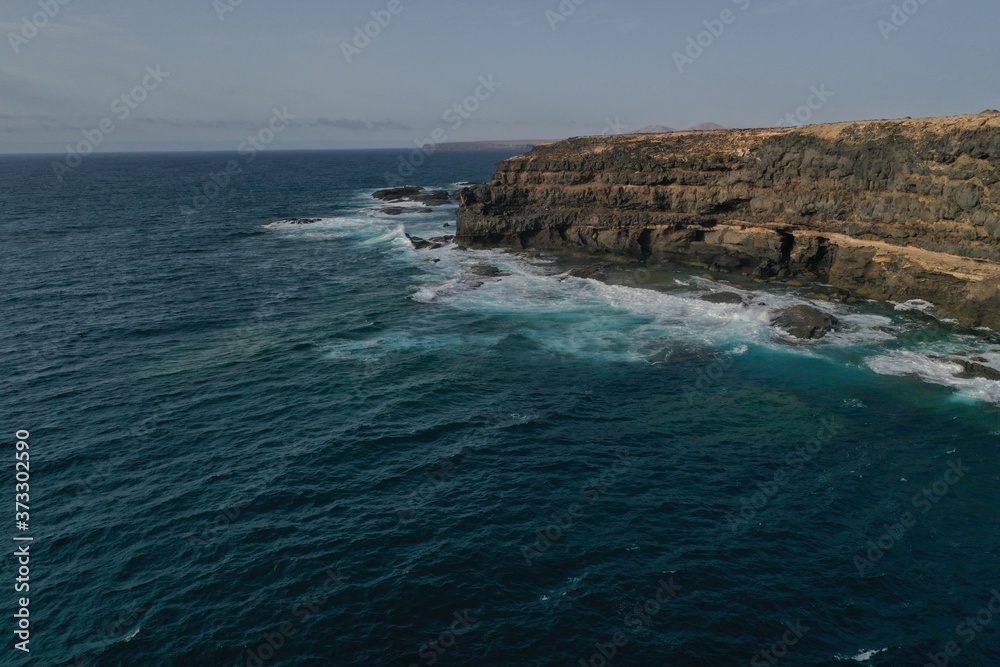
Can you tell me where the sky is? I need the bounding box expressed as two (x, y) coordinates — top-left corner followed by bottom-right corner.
(0, 0), (995, 153)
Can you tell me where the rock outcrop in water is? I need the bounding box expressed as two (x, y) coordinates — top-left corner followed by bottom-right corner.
(373, 186), (453, 206)
(700, 291), (748, 306)
(771, 305), (839, 340)
(457, 113), (1000, 329)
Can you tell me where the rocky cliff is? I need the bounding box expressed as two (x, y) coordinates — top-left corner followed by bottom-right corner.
(457, 112), (1000, 329)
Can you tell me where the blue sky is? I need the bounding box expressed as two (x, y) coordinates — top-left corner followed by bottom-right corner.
(1, 0), (995, 153)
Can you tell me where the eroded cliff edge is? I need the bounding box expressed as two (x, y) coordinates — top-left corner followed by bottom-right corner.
(457, 112), (1000, 329)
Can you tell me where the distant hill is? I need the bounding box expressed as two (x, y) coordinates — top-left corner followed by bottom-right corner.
(423, 140), (549, 150)
(631, 125), (677, 134)
(686, 122), (728, 131)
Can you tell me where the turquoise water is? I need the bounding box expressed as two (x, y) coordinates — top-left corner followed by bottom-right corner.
(2, 150), (999, 666)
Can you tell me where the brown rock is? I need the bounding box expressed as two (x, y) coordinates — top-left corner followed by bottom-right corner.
(700, 291), (746, 305)
(771, 305), (839, 340)
(956, 361), (1000, 381)
(569, 264), (613, 279)
(467, 263), (510, 278)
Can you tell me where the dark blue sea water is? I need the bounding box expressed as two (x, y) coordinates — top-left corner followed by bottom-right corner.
(2, 150), (1000, 666)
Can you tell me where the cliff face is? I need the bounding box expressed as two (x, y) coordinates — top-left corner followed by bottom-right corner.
(457, 113), (1000, 329)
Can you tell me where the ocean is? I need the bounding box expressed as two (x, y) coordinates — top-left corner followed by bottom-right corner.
(2, 149), (999, 666)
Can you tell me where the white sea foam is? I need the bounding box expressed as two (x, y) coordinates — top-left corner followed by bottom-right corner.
(412, 251), (897, 360)
(322, 331), (504, 362)
(262, 217), (368, 237)
(836, 647), (889, 662)
(282, 207), (1000, 404)
(893, 299), (936, 314)
(866, 351), (1000, 404)
(364, 200), (432, 212)
(411, 286), (441, 304)
(407, 254), (809, 362)
(363, 224), (408, 246)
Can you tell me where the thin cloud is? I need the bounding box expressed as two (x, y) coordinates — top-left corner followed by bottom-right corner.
(133, 118), (256, 129)
(128, 117), (411, 131)
(761, 0), (889, 13)
(0, 112), (59, 121)
(135, 116), (412, 132)
(314, 118), (411, 131)
(0, 115), (413, 136)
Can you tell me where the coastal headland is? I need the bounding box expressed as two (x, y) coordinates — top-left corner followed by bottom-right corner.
(456, 112), (1000, 329)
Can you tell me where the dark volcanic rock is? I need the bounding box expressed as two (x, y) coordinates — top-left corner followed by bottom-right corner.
(957, 361), (1000, 381)
(700, 291), (746, 305)
(377, 207), (434, 215)
(405, 233), (443, 250)
(278, 218), (322, 225)
(771, 305), (839, 340)
(569, 263), (613, 279)
(414, 190), (452, 206)
(468, 263), (510, 278)
(930, 355), (1000, 380)
(372, 186), (452, 207)
(372, 186), (424, 202)
(931, 357), (1000, 381)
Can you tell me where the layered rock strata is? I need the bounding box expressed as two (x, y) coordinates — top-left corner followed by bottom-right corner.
(457, 113), (1000, 328)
